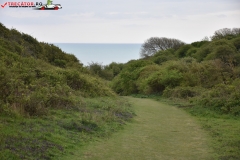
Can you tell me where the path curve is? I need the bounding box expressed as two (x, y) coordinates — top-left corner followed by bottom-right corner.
(66, 97), (214, 160)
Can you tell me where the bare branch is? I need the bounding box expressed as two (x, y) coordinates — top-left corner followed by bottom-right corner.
(140, 37), (185, 58)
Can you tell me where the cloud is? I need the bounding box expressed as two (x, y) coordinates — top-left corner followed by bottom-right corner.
(217, 14), (227, 18)
(1, 0), (240, 43)
(107, 12), (120, 15)
(71, 12), (95, 17)
(63, 12), (95, 20)
(2, 9), (51, 18)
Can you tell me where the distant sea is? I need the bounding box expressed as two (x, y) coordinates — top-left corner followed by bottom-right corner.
(54, 43), (142, 66)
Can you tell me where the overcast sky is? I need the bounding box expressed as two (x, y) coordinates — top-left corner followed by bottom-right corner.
(0, 0), (240, 43)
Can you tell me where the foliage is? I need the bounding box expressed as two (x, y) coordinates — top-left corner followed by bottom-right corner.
(111, 28), (240, 115)
(111, 60), (154, 95)
(87, 62), (113, 80)
(0, 97), (134, 159)
(140, 37), (185, 57)
(104, 62), (124, 77)
(163, 86), (204, 99)
(0, 23), (134, 159)
(196, 80), (240, 115)
(136, 65), (162, 94)
(211, 28), (240, 40)
(150, 49), (176, 65)
(232, 37), (240, 51)
(0, 24), (116, 116)
(191, 40), (209, 48)
(175, 44), (193, 58)
(0, 23), (83, 69)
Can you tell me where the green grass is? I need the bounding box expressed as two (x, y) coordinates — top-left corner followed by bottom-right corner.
(62, 97), (215, 160)
(2, 96), (239, 159)
(152, 96), (240, 160)
(185, 107), (240, 160)
(0, 97), (134, 159)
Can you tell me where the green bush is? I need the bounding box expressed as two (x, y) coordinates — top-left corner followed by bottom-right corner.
(232, 37), (240, 51)
(194, 44), (212, 61)
(87, 62), (114, 80)
(111, 60), (153, 95)
(196, 81), (240, 115)
(205, 45), (237, 64)
(0, 33), (115, 116)
(191, 41), (209, 48)
(142, 65), (183, 91)
(136, 65), (161, 94)
(194, 39), (237, 62)
(104, 62), (124, 78)
(163, 86), (203, 99)
(151, 49), (176, 65)
(176, 44), (192, 58)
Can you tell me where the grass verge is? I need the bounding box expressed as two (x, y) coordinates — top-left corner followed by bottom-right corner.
(0, 97), (134, 159)
(138, 95), (240, 160)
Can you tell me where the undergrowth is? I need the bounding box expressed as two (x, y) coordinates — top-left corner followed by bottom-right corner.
(0, 97), (134, 160)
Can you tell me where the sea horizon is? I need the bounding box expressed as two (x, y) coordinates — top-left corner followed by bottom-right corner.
(54, 43), (142, 66)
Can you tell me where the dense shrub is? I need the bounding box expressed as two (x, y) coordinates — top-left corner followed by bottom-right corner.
(232, 37), (240, 51)
(109, 28), (240, 116)
(0, 27), (115, 116)
(151, 49), (176, 65)
(104, 62), (124, 77)
(176, 44), (193, 58)
(191, 41), (209, 48)
(111, 60), (153, 95)
(196, 81), (240, 115)
(136, 65), (161, 94)
(87, 62), (114, 80)
(163, 86), (203, 99)
(211, 28), (240, 40)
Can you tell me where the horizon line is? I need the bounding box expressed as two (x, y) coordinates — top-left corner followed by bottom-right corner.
(52, 42), (143, 44)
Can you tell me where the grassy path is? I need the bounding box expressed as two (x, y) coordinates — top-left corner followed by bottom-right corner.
(63, 97), (215, 160)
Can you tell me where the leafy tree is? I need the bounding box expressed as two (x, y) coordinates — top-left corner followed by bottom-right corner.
(211, 28), (240, 40)
(104, 62), (124, 77)
(140, 37), (185, 57)
(176, 44), (192, 58)
(151, 49), (176, 65)
(205, 45), (237, 66)
(111, 60), (153, 95)
(191, 41), (209, 48)
(87, 62), (113, 80)
(0, 23), (10, 39)
(232, 37), (240, 51)
(87, 62), (103, 75)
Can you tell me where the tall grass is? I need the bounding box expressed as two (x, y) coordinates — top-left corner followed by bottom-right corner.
(0, 97), (134, 159)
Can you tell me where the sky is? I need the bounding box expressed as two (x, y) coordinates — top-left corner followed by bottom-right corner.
(0, 0), (240, 44)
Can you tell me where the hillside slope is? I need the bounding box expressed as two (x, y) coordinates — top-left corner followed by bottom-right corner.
(111, 28), (240, 115)
(0, 23), (134, 159)
(0, 22), (117, 116)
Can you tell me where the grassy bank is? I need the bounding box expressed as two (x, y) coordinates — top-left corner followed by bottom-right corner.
(0, 97), (134, 159)
(184, 105), (240, 160)
(0, 23), (135, 159)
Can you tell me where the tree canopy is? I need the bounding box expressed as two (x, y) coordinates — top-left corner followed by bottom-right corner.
(211, 28), (240, 40)
(140, 37), (185, 57)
